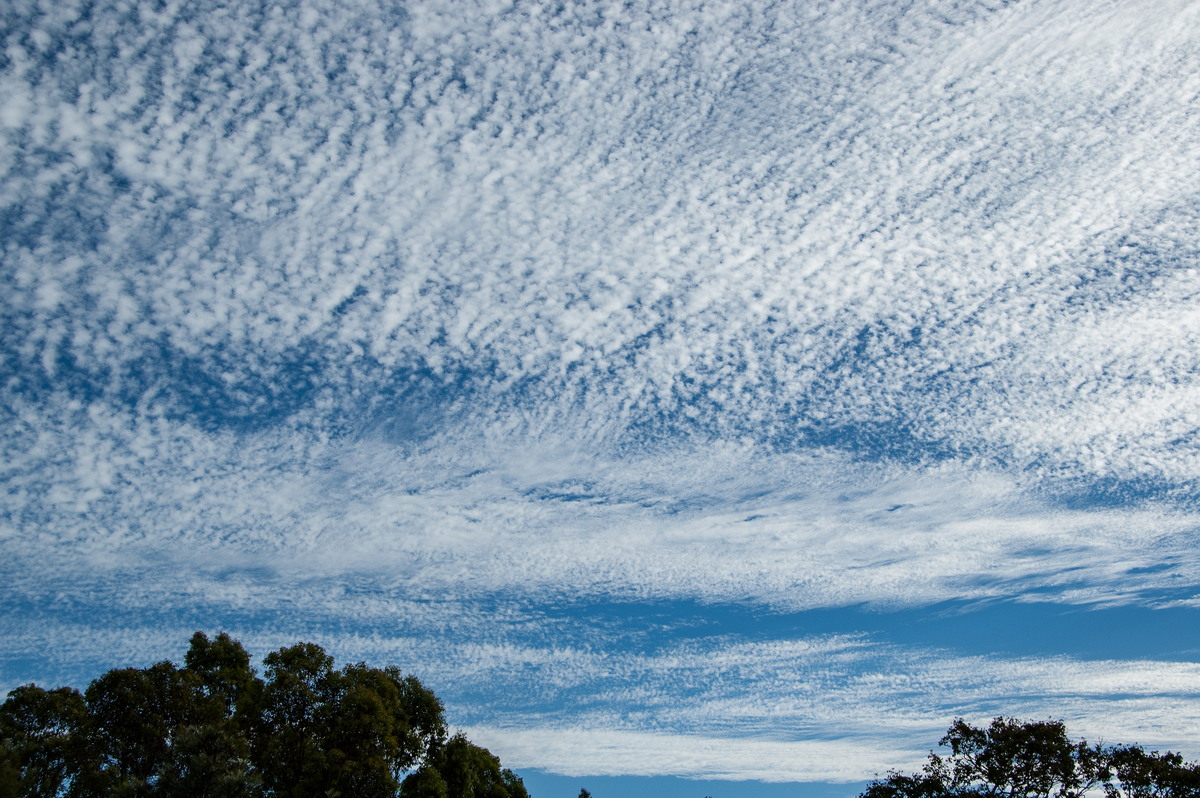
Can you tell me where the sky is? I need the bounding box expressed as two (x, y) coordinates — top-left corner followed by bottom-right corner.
(2, 0), (1200, 795)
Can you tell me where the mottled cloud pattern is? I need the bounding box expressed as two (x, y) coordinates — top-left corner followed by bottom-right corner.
(3, 0), (1199, 788)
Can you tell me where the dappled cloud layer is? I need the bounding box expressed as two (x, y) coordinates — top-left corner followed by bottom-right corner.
(3, 0), (1200, 785)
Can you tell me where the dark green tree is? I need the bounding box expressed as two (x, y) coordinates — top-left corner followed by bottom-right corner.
(2, 633), (517, 798)
(183, 632), (258, 721)
(253, 642), (449, 798)
(77, 660), (226, 796)
(400, 733), (528, 798)
(133, 631), (264, 798)
(862, 717), (1106, 798)
(860, 718), (1200, 798)
(0, 685), (86, 798)
(320, 662), (446, 797)
(149, 722), (260, 798)
(0, 739), (18, 798)
(1104, 744), (1200, 798)
(398, 765), (449, 798)
(252, 642), (336, 798)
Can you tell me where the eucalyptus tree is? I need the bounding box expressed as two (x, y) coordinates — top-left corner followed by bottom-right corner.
(860, 717), (1200, 798)
(0, 633), (483, 798)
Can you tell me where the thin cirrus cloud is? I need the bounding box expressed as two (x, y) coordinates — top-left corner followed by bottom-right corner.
(463, 649), (1200, 782)
(4, 614), (1199, 781)
(2, 0), (1200, 789)
(5, 425), (1198, 612)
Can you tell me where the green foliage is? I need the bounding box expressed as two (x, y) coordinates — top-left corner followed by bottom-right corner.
(1104, 745), (1200, 798)
(184, 632), (258, 720)
(401, 733), (528, 798)
(151, 721), (260, 798)
(0, 685), (85, 798)
(254, 642), (336, 798)
(80, 660), (226, 795)
(253, 644), (449, 798)
(0, 740), (19, 798)
(0, 633), (513, 798)
(860, 717), (1200, 798)
(398, 764), (449, 798)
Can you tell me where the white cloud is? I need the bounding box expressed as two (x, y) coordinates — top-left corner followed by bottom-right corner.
(462, 726), (925, 783)
(3, 0), (1197, 483)
(5, 397), (1199, 618)
(6, 611), (1197, 782)
(452, 641), (1200, 781)
(4, 0), (1200, 786)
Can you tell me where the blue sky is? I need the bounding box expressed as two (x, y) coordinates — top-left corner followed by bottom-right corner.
(3, 0), (1200, 795)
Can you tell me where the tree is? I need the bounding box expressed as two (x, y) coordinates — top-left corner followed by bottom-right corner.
(145, 632), (264, 798)
(183, 632), (259, 721)
(401, 734), (528, 798)
(860, 717), (1200, 798)
(0, 740), (18, 798)
(253, 643), (449, 798)
(1, 633), (519, 798)
(320, 662), (446, 798)
(398, 765), (449, 798)
(1104, 744), (1200, 798)
(77, 660), (225, 796)
(150, 722), (260, 798)
(0, 685), (86, 798)
(252, 642), (336, 798)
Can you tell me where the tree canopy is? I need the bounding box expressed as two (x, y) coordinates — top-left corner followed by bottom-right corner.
(0, 633), (528, 798)
(859, 716), (1200, 798)
(8, 646), (1200, 798)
